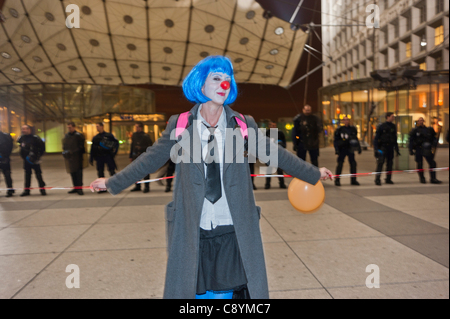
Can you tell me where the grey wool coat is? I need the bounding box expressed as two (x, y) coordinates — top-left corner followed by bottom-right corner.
(106, 103), (321, 299)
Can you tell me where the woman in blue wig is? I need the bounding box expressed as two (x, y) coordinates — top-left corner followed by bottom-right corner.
(91, 55), (333, 299)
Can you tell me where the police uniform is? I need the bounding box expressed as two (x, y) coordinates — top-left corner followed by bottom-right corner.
(129, 130), (153, 192)
(292, 113), (322, 167)
(17, 134), (46, 195)
(63, 130), (86, 194)
(0, 131), (14, 197)
(90, 132), (118, 179)
(334, 124), (361, 186)
(373, 121), (400, 185)
(265, 128), (287, 189)
(409, 124), (441, 184)
(165, 159), (176, 192)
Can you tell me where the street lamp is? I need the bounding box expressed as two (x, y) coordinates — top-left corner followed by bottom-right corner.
(421, 35), (427, 47)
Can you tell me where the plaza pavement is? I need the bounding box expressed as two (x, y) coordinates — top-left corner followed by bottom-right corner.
(0, 145), (448, 299)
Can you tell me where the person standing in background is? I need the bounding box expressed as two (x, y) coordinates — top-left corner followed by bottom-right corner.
(292, 105), (322, 167)
(164, 159), (176, 193)
(333, 116), (361, 186)
(408, 117), (442, 184)
(0, 123), (14, 197)
(373, 112), (400, 186)
(129, 122), (153, 193)
(17, 125), (46, 196)
(265, 121), (287, 189)
(63, 122), (86, 195)
(90, 123), (119, 193)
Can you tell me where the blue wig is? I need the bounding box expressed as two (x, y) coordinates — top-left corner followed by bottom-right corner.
(182, 55), (238, 106)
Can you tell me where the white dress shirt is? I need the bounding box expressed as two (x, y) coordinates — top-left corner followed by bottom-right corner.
(197, 104), (233, 230)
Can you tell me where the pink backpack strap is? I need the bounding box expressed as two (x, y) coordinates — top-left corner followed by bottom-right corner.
(235, 113), (248, 140)
(175, 111), (190, 137)
(177, 111), (247, 140)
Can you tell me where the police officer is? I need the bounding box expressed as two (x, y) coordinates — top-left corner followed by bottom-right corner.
(90, 123), (118, 192)
(265, 121), (287, 189)
(408, 117), (442, 184)
(0, 123), (14, 197)
(17, 125), (46, 196)
(292, 105), (322, 167)
(63, 122), (86, 195)
(164, 159), (176, 192)
(129, 122), (153, 193)
(373, 112), (400, 186)
(334, 116), (361, 186)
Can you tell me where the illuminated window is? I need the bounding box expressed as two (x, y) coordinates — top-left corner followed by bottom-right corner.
(406, 42), (412, 58)
(419, 62), (426, 71)
(435, 25), (444, 46)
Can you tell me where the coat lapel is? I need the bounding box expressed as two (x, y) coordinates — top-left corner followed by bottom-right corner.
(183, 104), (204, 176)
(223, 106), (245, 174)
(184, 104), (245, 175)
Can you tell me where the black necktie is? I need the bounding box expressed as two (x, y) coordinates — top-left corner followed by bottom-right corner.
(204, 125), (222, 204)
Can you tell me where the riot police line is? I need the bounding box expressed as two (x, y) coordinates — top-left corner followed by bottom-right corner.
(0, 114), (446, 197)
(0, 121), (156, 197)
(292, 107), (444, 186)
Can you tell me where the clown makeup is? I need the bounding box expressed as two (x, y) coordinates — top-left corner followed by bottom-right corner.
(202, 72), (231, 106)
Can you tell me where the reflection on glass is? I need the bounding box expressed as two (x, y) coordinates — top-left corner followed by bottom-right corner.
(0, 84), (163, 154)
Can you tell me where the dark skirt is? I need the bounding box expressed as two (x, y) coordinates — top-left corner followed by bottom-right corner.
(196, 225), (248, 296)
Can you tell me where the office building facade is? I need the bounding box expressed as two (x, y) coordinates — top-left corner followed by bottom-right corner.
(319, 0), (449, 149)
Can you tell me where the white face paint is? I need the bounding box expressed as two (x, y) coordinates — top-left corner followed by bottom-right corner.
(202, 72), (231, 106)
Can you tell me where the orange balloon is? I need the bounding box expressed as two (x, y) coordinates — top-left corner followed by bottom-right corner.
(288, 178), (325, 214)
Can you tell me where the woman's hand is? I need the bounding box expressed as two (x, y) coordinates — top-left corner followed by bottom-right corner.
(319, 167), (334, 181)
(90, 178), (108, 192)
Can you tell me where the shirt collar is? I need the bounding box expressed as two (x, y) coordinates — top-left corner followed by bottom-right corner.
(197, 104), (226, 134)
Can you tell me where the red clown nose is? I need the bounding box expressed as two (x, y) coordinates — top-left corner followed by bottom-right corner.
(220, 81), (230, 90)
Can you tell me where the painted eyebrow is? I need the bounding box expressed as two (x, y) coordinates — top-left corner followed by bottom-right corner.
(210, 73), (231, 80)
